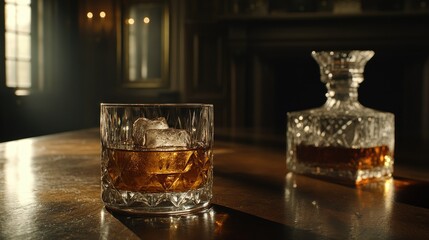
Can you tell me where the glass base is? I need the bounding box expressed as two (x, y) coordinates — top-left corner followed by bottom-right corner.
(102, 184), (212, 216)
(288, 162), (393, 185)
(105, 202), (211, 216)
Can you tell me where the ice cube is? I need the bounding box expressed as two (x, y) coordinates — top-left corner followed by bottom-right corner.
(133, 117), (169, 145)
(145, 128), (190, 148)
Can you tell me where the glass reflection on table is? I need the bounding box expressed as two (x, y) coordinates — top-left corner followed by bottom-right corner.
(284, 173), (395, 238)
(100, 204), (301, 239)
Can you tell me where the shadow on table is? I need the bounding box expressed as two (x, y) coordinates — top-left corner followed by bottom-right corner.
(392, 177), (429, 209)
(108, 204), (329, 239)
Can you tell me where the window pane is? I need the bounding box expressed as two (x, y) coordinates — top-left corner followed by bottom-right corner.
(5, 4), (17, 31)
(17, 5), (31, 33)
(5, 32), (17, 58)
(5, 0), (31, 4)
(4, 0), (33, 90)
(17, 61), (31, 88)
(6, 60), (17, 88)
(17, 34), (31, 60)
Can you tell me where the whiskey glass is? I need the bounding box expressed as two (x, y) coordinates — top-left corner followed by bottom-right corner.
(100, 104), (214, 215)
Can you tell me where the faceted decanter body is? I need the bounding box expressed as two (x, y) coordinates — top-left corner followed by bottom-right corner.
(286, 51), (395, 184)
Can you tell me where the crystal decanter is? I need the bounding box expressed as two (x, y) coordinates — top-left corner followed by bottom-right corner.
(286, 50), (395, 184)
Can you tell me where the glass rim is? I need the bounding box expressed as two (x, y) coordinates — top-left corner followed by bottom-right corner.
(100, 103), (213, 108)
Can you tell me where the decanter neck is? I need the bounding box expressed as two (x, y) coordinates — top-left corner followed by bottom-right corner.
(312, 50), (374, 108)
(325, 75), (360, 101)
(324, 81), (361, 108)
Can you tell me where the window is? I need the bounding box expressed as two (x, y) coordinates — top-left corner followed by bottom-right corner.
(122, 0), (169, 88)
(4, 0), (40, 95)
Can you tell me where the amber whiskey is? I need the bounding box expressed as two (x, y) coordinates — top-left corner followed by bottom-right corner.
(296, 144), (393, 171)
(105, 147), (212, 192)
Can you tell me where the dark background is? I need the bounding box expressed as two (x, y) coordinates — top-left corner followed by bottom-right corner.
(1, 0), (428, 168)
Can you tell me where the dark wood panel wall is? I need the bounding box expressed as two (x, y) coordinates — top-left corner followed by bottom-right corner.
(222, 14), (429, 136)
(184, 1), (429, 166)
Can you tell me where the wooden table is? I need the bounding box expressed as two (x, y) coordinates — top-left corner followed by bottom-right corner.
(1, 129), (428, 239)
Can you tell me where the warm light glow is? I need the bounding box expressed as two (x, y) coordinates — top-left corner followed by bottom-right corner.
(143, 17), (150, 24)
(15, 89), (30, 96)
(4, 139), (36, 240)
(127, 18), (135, 25)
(4, 139), (35, 205)
(100, 11), (106, 18)
(87, 12), (93, 19)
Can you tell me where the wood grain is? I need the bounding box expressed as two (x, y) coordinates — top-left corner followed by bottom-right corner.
(0, 129), (428, 239)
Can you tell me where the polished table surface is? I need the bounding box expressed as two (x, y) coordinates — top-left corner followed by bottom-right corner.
(1, 129), (428, 239)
